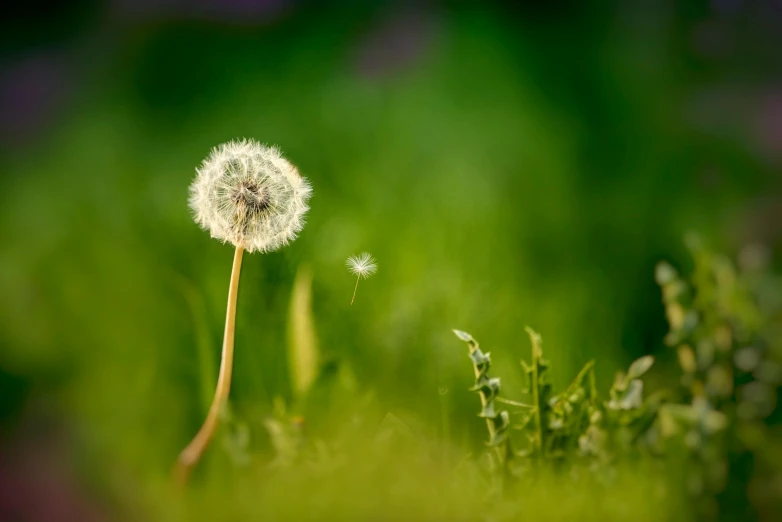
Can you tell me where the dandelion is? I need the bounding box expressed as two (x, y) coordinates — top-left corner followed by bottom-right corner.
(175, 139), (312, 485)
(346, 252), (377, 305)
(188, 139), (312, 253)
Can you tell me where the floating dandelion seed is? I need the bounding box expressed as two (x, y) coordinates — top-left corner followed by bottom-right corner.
(347, 252), (378, 278)
(346, 252), (377, 305)
(175, 140), (311, 486)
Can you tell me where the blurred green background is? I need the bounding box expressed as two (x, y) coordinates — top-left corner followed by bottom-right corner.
(0, 0), (780, 519)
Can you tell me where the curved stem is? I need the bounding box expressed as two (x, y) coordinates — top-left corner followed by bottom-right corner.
(350, 275), (360, 305)
(174, 246), (244, 486)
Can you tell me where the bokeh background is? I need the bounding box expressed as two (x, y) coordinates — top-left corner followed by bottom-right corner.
(1, 0), (780, 519)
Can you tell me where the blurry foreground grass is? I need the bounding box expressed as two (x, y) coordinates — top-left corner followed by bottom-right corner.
(169, 447), (677, 522)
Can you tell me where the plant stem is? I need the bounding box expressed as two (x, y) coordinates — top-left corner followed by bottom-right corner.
(588, 364), (598, 406)
(495, 396), (534, 408)
(564, 360), (595, 397)
(438, 386), (451, 466)
(351, 275), (360, 305)
(174, 245), (244, 486)
(526, 328), (543, 455)
(466, 342), (497, 446)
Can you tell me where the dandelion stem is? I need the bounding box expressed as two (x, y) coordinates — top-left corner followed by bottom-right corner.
(465, 342), (497, 451)
(174, 245), (244, 486)
(351, 275), (360, 305)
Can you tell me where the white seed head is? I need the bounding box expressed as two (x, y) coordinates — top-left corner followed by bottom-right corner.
(189, 139), (312, 253)
(346, 252), (377, 279)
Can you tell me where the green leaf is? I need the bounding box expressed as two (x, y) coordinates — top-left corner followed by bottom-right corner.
(287, 264), (320, 399)
(524, 326), (543, 358)
(627, 355), (654, 380)
(452, 329), (474, 343)
(655, 261), (678, 285)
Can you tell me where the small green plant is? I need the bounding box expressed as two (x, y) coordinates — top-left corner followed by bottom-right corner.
(452, 329), (515, 489)
(454, 328), (656, 481)
(452, 236), (780, 521)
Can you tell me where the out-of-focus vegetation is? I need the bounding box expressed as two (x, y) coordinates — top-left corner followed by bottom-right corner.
(0, 1), (780, 520)
(448, 238), (781, 522)
(654, 237), (782, 521)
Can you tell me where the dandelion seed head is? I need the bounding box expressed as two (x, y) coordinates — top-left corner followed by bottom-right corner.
(189, 139), (312, 253)
(346, 252), (377, 279)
